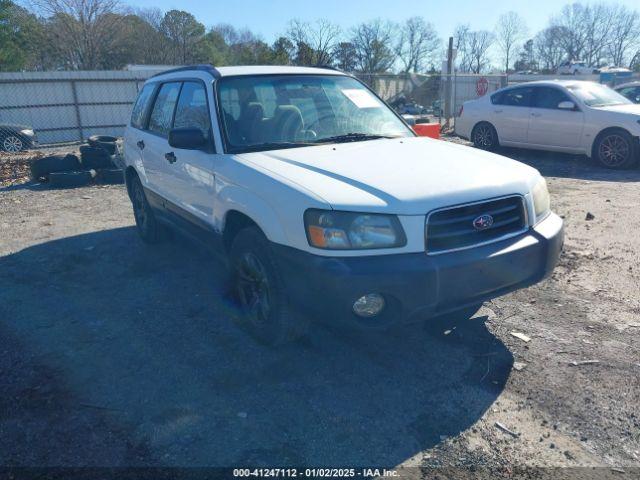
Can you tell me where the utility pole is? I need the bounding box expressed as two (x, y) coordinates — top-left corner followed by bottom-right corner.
(444, 36), (454, 130)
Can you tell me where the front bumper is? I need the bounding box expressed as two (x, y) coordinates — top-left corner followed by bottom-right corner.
(272, 213), (564, 328)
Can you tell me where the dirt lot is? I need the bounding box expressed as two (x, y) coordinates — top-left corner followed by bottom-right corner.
(0, 140), (639, 478)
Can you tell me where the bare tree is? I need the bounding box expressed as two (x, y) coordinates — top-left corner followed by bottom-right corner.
(286, 18), (341, 65)
(453, 24), (472, 72)
(495, 11), (527, 73)
(534, 26), (566, 72)
(453, 25), (494, 73)
(395, 17), (440, 73)
(607, 5), (640, 67)
(582, 4), (616, 67)
(29, 0), (123, 69)
(468, 30), (494, 73)
(350, 19), (396, 73)
(550, 3), (590, 62)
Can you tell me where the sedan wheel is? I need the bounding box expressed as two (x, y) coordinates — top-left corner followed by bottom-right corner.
(596, 133), (635, 169)
(473, 123), (497, 151)
(2, 135), (24, 153)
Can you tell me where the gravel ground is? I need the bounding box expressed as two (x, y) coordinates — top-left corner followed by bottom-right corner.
(0, 139), (639, 478)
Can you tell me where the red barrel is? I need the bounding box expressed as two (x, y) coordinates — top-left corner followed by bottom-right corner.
(413, 123), (440, 139)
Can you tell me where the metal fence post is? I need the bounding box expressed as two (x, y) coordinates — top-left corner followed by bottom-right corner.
(70, 80), (84, 142)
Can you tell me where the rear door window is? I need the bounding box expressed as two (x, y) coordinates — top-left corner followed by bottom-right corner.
(494, 87), (533, 107)
(148, 82), (182, 137)
(130, 84), (156, 129)
(532, 87), (571, 109)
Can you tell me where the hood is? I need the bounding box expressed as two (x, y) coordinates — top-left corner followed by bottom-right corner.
(594, 103), (640, 115)
(237, 137), (539, 215)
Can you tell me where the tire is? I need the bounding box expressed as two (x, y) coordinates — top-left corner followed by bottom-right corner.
(80, 145), (115, 169)
(96, 168), (124, 184)
(48, 170), (95, 188)
(230, 227), (307, 345)
(593, 129), (638, 169)
(87, 135), (118, 155)
(30, 154), (81, 180)
(129, 174), (165, 244)
(1, 134), (26, 152)
(472, 122), (499, 151)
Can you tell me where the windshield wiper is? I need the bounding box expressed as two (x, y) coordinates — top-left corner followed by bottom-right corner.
(313, 133), (400, 144)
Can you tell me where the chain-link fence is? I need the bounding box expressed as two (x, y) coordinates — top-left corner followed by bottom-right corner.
(0, 70), (166, 153)
(0, 69), (509, 154)
(356, 73), (507, 129)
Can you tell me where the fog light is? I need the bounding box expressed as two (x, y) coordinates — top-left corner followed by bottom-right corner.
(353, 293), (385, 318)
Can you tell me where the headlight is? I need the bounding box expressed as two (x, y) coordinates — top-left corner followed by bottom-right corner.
(304, 209), (406, 249)
(531, 177), (550, 223)
(20, 129), (34, 136)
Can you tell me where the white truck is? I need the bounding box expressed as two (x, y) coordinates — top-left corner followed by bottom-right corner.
(123, 65), (563, 344)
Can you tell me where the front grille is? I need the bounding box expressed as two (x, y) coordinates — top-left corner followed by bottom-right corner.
(426, 196), (527, 253)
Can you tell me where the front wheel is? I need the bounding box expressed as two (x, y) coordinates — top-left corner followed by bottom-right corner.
(593, 130), (638, 169)
(230, 227), (307, 345)
(472, 122), (499, 151)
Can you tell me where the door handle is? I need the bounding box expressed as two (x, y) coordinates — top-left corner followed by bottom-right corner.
(165, 152), (177, 164)
(137, 140), (145, 150)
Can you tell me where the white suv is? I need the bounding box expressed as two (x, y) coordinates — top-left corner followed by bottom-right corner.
(123, 65), (563, 344)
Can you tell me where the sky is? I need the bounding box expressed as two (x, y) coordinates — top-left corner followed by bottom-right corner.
(128, 0), (640, 44)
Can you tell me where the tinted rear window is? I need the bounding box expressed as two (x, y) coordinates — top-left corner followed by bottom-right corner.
(492, 87), (533, 107)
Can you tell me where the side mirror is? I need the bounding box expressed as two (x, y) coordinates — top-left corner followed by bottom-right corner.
(558, 101), (576, 110)
(168, 128), (207, 150)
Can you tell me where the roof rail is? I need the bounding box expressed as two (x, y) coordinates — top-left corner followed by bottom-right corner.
(150, 64), (221, 79)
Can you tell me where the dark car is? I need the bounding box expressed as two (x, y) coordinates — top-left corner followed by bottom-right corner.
(614, 81), (640, 104)
(0, 124), (38, 152)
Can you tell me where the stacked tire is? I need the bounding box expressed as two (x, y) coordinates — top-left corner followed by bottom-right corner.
(30, 136), (124, 188)
(83, 135), (124, 185)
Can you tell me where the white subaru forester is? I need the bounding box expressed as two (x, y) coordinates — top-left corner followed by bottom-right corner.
(123, 65), (563, 344)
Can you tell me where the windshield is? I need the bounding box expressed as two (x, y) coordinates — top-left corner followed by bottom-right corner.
(567, 83), (632, 107)
(217, 74), (413, 153)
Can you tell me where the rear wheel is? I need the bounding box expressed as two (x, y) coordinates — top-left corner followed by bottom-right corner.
(593, 129), (638, 169)
(129, 175), (164, 243)
(472, 122), (499, 151)
(230, 227), (307, 345)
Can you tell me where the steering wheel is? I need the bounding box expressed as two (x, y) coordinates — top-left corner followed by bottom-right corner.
(305, 113), (349, 138)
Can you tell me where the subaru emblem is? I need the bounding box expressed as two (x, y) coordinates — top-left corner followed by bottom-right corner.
(473, 214), (494, 231)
